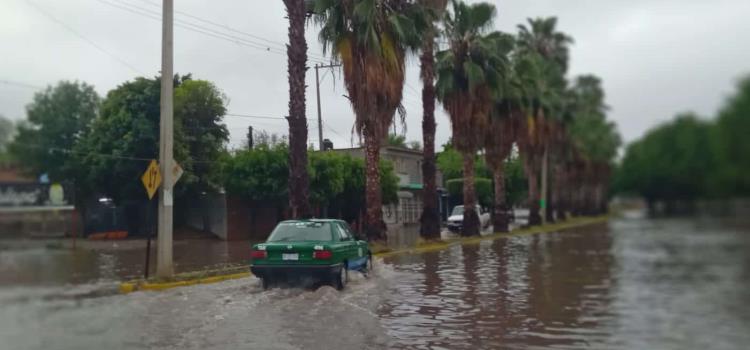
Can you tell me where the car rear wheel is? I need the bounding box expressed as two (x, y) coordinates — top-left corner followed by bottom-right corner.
(260, 277), (271, 290)
(334, 263), (348, 290)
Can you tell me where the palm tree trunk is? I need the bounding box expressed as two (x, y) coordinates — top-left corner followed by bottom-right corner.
(492, 166), (509, 233)
(364, 133), (385, 241)
(525, 156), (542, 226)
(419, 28), (440, 240)
(283, 0), (311, 219)
(462, 152), (480, 236)
(554, 162), (566, 220)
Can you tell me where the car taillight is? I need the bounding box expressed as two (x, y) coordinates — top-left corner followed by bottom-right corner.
(313, 250), (332, 259)
(251, 250), (267, 259)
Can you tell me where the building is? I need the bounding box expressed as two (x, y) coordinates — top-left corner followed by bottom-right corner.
(332, 145), (448, 245)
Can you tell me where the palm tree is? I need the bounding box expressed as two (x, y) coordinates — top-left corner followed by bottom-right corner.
(417, 0), (448, 240)
(283, 0), (312, 219)
(312, 0), (425, 240)
(567, 75), (621, 215)
(514, 17), (572, 226)
(484, 36), (517, 233)
(435, 0), (507, 236)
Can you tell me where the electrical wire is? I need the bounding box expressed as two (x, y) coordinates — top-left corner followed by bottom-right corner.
(25, 1), (145, 74)
(95, 0), (329, 64)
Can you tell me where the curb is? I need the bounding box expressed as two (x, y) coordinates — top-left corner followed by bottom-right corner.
(373, 215), (610, 258)
(119, 271), (250, 294)
(118, 215), (609, 294)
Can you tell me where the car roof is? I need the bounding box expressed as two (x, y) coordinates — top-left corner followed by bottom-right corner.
(279, 219), (343, 224)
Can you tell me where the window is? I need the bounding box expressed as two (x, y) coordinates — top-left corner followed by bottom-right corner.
(267, 222), (332, 242)
(336, 223), (351, 241)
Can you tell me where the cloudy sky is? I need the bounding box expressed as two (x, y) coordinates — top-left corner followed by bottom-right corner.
(1, 0), (749, 150)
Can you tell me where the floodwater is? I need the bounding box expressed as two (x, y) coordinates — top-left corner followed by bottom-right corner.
(1, 213), (749, 349)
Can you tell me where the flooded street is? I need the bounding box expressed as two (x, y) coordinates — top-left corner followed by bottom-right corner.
(1, 214), (749, 349)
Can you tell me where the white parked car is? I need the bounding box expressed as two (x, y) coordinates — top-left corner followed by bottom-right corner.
(446, 205), (490, 233)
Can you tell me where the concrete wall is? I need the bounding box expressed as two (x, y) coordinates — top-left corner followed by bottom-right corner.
(385, 222), (420, 249)
(0, 207), (77, 238)
(184, 193), (227, 240)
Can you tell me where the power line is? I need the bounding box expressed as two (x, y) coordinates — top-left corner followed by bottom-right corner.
(95, 0), (329, 64)
(26, 1), (144, 74)
(125, 0), (330, 62)
(225, 112), (315, 121)
(0, 79), (45, 90)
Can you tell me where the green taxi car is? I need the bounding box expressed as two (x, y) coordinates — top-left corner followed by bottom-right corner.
(250, 219), (371, 290)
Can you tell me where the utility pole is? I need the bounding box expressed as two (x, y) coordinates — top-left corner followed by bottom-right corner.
(540, 145), (548, 225)
(314, 63), (341, 150)
(157, 0), (174, 278)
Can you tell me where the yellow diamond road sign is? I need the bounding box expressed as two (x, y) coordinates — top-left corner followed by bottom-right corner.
(141, 159), (162, 200)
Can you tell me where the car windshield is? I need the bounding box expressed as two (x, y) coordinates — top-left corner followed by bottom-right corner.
(451, 206), (464, 216)
(267, 222), (332, 242)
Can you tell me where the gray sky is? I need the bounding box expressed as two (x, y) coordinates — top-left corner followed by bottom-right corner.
(1, 0), (749, 150)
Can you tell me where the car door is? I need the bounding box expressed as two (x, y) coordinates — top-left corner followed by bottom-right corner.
(332, 223), (356, 263)
(341, 222), (367, 263)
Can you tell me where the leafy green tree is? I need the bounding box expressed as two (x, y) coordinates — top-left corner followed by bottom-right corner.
(0, 115), (13, 152)
(446, 178), (492, 208)
(312, 0), (426, 240)
(713, 76), (750, 196)
(174, 79), (229, 194)
(75, 75), (228, 202)
(308, 151), (346, 211)
(8, 81), (99, 181)
(386, 133), (407, 148)
(617, 113), (713, 211)
(223, 144), (290, 206)
(222, 146), (399, 233)
(437, 144), (491, 181)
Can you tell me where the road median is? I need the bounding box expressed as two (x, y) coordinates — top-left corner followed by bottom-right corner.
(118, 215), (609, 294)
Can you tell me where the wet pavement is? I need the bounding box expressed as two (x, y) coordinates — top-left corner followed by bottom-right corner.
(1, 213), (749, 349)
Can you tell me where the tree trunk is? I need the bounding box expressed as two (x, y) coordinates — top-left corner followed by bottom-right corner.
(364, 133), (385, 241)
(462, 152), (480, 236)
(419, 29), (440, 240)
(492, 167), (509, 233)
(283, 0), (311, 219)
(525, 156), (542, 226)
(555, 163), (567, 220)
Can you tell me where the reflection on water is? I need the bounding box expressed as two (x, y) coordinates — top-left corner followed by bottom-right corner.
(379, 217), (750, 350)
(0, 238), (252, 286)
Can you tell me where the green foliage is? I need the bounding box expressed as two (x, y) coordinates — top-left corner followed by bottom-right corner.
(313, 0), (427, 56)
(712, 76), (750, 195)
(438, 144), (527, 207)
(8, 81), (99, 181)
(174, 79), (229, 194)
(504, 156), (527, 206)
(435, 1), (512, 101)
(568, 75), (621, 163)
(386, 133), (407, 148)
(0, 115), (13, 152)
(446, 177), (492, 208)
(73, 77), (162, 201)
(407, 140), (422, 151)
(616, 75), (750, 201)
(308, 151), (346, 206)
(222, 144), (290, 205)
(616, 114), (715, 202)
(222, 147), (399, 210)
(74, 75), (228, 202)
(436, 145), (491, 180)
